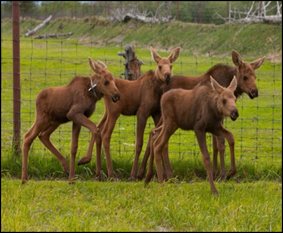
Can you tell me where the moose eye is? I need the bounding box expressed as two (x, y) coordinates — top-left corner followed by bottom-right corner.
(243, 76), (248, 81)
(104, 80), (109, 85)
(159, 66), (162, 71)
(222, 99), (226, 105)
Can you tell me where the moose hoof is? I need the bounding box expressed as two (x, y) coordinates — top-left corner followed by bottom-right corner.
(108, 177), (117, 182)
(77, 157), (90, 165)
(21, 179), (27, 185)
(226, 170), (236, 180)
(136, 173), (144, 180)
(128, 176), (137, 182)
(69, 180), (75, 185)
(144, 175), (152, 183)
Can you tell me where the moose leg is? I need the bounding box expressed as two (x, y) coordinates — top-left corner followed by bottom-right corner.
(153, 129), (171, 184)
(212, 135), (219, 179)
(94, 113), (107, 179)
(130, 114), (148, 181)
(78, 111), (106, 180)
(67, 110), (98, 178)
(137, 115), (162, 180)
(137, 133), (169, 180)
(195, 130), (218, 195)
(216, 128), (236, 178)
(69, 122), (81, 184)
(161, 141), (173, 180)
(144, 125), (163, 182)
(216, 136), (226, 179)
(153, 124), (177, 184)
(21, 119), (50, 184)
(137, 139), (151, 180)
(38, 122), (70, 174)
(144, 129), (158, 182)
(152, 126), (170, 180)
(101, 114), (119, 180)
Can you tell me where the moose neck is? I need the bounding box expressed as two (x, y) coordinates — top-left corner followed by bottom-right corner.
(233, 67), (245, 98)
(206, 64), (243, 99)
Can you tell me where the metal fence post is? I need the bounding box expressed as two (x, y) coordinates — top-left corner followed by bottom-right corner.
(12, 1), (21, 155)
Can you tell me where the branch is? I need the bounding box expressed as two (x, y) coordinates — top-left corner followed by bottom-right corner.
(24, 15), (52, 37)
(34, 32), (73, 39)
(216, 1), (282, 24)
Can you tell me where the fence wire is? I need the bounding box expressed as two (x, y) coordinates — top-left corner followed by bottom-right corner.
(1, 1), (282, 172)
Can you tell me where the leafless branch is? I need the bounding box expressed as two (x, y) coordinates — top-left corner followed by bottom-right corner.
(107, 2), (174, 23)
(217, 1), (282, 24)
(25, 15), (52, 37)
(34, 32), (73, 39)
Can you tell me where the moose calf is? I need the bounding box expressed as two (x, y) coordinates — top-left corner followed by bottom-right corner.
(145, 76), (238, 195)
(21, 58), (120, 184)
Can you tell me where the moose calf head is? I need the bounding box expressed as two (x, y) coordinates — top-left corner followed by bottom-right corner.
(91, 59), (120, 102)
(150, 46), (181, 84)
(210, 75), (239, 121)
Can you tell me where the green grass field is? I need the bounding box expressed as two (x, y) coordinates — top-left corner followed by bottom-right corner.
(1, 18), (282, 231)
(1, 178), (282, 232)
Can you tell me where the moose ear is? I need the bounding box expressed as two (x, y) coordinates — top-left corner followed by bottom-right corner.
(89, 57), (101, 73)
(150, 46), (162, 64)
(168, 47), (181, 63)
(210, 75), (223, 94)
(97, 60), (107, 69)
(228, 76), (237, 92)
(250, 56), (265, 70)
(232, 50), (242, 67)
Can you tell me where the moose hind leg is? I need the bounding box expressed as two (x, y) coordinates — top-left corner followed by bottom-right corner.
(69, 122), (81, 184)
(217, 136), (226, 180)
(212, 135), (219, 179)
(22, 121), (46, 183)
(38, 123), (69, 174)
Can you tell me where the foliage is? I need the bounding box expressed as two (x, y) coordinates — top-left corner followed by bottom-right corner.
(1, 1), (281, 24)
(1, 1), (36, 15)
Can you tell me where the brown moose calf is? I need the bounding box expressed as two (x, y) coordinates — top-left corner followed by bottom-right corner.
(21, 58), (120, 184)
(145, 76), (238, 195)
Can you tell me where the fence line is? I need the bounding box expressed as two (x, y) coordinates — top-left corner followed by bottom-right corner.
(1, 2), (282, 172)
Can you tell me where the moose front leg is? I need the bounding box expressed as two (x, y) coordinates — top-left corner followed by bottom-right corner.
(195, 130), (218, 195)
(69, 122), (81, 184)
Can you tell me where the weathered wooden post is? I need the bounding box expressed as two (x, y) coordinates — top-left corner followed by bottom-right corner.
(118, 44), (144, 80)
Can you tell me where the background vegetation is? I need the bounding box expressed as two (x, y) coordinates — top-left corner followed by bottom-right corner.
(1, 1), (282, 24)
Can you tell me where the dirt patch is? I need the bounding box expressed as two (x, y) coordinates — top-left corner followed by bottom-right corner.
(265, 50), (282, 63)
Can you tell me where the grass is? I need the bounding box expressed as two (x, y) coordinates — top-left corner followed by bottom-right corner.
(1, 177), (282, 232)
(1, 17), (282, 232)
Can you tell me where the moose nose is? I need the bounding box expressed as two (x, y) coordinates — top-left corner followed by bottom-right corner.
(164, 73), (171, 84)
(230, 110), (239, 121)
(249, 89), (258, 99)
(112, 93), (120, 103)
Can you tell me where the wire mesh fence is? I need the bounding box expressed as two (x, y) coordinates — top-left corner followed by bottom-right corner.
(1, 1), (282, 174)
